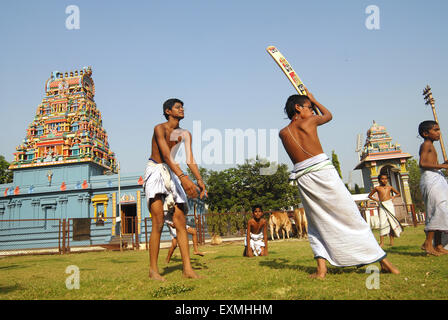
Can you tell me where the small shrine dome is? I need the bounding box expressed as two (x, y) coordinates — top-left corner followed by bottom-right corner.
(366, 121), (386, 137)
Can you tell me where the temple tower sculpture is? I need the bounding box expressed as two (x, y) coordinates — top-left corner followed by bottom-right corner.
(355, 121), (413, 217)
(10, 67), (116, 173)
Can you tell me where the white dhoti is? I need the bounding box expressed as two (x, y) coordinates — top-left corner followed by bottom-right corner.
(378, 200), (403, 237)
(420, 169), (448, 232)
(290, 154), (386, 267)
(143, 159), (188, 223)
(168, 223), (192, 239)
(245, 232), (265, 256)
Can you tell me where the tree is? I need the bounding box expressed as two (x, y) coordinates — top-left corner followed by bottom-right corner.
(187, 160), (301, 235)
(186, 166), (209, 184)
(406, 158), (424, 212)
(204, 158), (300, 213)
(354, 183), (364, 194)
(0, 155), (13, 184)
(331, 150), (343, 179)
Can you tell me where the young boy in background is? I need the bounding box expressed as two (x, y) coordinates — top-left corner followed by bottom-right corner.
(418, 120), (448, 256)
(244, 205), (268, 257)
(368, 174), (403, 247)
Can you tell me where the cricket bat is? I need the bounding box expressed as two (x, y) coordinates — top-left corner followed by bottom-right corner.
(266, 46), (321, 115)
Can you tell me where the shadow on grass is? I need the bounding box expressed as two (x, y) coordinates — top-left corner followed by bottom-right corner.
(259, 258), (366, 275)
(213, 255), (239, 260)
(385, 246), (427, 257)
(162, 259), (208, 276)
(109, 259), (138, 264)
(0, 284), (21, 294)
(0, 264), (26, 271)
(162, 264), (182, 276)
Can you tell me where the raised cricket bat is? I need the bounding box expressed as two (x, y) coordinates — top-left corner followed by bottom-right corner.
(266, 46), (321, 115)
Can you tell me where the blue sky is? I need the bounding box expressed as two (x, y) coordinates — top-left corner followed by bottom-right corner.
(1, 0), (447, 188)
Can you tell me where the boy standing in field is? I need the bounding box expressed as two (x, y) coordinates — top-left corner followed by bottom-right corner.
(280, 87), (399, 279)
(418, 120), (448, 256)
(143, 98), (206, 280)
(244, 205), (268, 257)
(165, 221), (205, 263)
(368, 174), (403, 247)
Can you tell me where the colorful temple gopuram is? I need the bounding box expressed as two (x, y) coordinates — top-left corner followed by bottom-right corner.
(10, 67), (116, 172)
(355, 121), (413, 219)
(0, 68), (204, 251)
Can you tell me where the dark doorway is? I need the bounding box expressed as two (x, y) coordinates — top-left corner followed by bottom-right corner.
(121, 203), (137, 234)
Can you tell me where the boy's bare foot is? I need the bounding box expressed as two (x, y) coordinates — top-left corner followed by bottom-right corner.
(310, 259), (327, 279)
(423, 243), (441, 256)
(309, 272), (326, 279)
(379, 259), (400, 274)
(182, 270), (201, 279)
(193, 251), (205, 256)
(435, 245), (448, 255)
(149, 270), (167, 281)
(379, 242), (384, 248)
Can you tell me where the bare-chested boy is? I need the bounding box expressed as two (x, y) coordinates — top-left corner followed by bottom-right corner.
(418, 120), (448, 256)
(244, 205), (268, 257)
(280, 87), (399, 279)
(143, 98), (206, 280)
(368, 174), (403, 247)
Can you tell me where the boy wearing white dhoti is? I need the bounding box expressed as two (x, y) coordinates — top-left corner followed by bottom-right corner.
(418, 120), (448, 256)
(146, 98), (206, 281)
(368, 174), (403, 247)
(244, 232), (265, 256)
(244, 205), (268, 257)
(279, 88), (399, 278)
(378, 200), (402, 237)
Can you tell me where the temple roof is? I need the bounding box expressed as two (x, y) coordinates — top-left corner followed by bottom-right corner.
(9, 67), (116, 173)
(355, 121), (411, 170)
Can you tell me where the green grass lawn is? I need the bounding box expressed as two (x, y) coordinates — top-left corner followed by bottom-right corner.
(1, 225), (447, 300)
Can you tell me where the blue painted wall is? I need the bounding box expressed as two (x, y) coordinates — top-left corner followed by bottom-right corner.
(0, 162), (205, 251)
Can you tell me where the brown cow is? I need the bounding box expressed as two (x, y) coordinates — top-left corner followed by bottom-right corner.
(292, 208), (308, 239)
(268, 211), (292, 240)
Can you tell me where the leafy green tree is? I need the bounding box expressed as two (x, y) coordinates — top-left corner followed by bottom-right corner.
(331, 150), (342, 179)
(0, 155), (13, 184)
(205, 158), (300, 213)
(188, 160), (301, 235)
(186, 166), (209, 184)
(406, 158), (424, 212)
(354, 184), (364, 194)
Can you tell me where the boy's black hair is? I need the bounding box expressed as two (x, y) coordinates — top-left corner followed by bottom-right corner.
(284, 95), (312, 120)
(252, 204), (263, 212)
(418, 120), (438, 138)
(163, 98), (183, 120)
